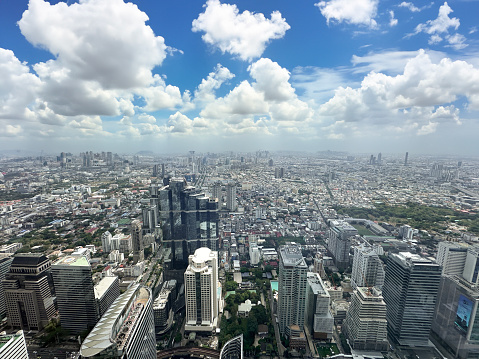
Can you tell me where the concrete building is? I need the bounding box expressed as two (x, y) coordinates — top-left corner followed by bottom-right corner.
(153, 279), (177, 331)
(220, 334), (243, 359)
(462, 246), (479, 284)
(0, 256), (13, 319)
(52, 255), (98, 334)
(351, 244), (385, 289)
(101, 231), (112, 253)
(226, 183), (237, 212)
(344, 287), (388, 351)
(328, 221), (357, 269)
(436, 241), (468, 276)
(249, 243), (260, 266)
(184, 247), (218, 332)
(383, 252), (441, 346)
(305, 272), (334, 340)
(94, 276), (120, 318)
(131, 220), (144, 263)
(0, 330), (28, 359)
(432, 275), (479, 359)
(80, 284), (156, 359)
(278, 244), (308, 337)
(3, 254), (55, 331)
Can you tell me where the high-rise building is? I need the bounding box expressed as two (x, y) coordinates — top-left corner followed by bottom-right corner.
(344, 287), (388, 351)
(432, 275), (479, 359)
(158, 178), (219, 274)
(184, 248), (218, 332)
(211, 182), (222, 202)
(436, 241), (468, 276)
(3, 254), (55, 331)
(220, 334), (243, 359)
(52, 255), (97, 334)
(278, 245), (308, 337)
(0, 256), (13, 319)
(80, 284), (156, 359)
(351, 244), (385, 289)
(101, 231), (112, 253)
(249, 243), (260, 266)
(142, 205), (159, 235)
(226, 183), (237, 212)
(383, 252), (441, 346)
(94, 276), (120, 318)
(305, 272), (334, 340)
(0, 330), (28, 359)
(328, 221), (357, 269)
(153, 279), (177, 331)
(462, 246), (479, 284)
(131, 220), (144, 263)
(404, 152), (409, 166)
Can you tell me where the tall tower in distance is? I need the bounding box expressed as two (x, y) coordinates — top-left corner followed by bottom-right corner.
(404, 152), (409, 166)
(278, 244), (308, 337)
(382, 252), (441, 347)
(131, 220), (144, 263)
(226, 182), (237, 212)
(184, 248), (218, 332)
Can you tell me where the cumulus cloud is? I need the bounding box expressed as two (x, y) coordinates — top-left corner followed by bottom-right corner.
(195, 64), (235, 102)
(398, 2), (420, 12)
(412, 2), (466, 49)
(192, 0), (290, 61)
(315, 0), (378, 28)
(389, 11), (398, 27)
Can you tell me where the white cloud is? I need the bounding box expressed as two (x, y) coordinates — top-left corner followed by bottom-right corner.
(192, 0), (290, 61)
(389, 11), (398, 27)
(195, 64), (235, 102)
(413, 2), (466, 49)
(0, 124), (22, 137)
(249, 58), (295, 101)
(315, 0), (378, 28)
(137, 75), (184, 112)
(138, 114), (157, 124)
(398, 2), (420, 12)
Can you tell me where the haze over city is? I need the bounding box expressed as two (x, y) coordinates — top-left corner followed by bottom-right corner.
(1, 0), (479, 155)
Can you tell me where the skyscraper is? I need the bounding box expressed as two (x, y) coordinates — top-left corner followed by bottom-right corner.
(344, 287), (388, 351)
(305, 272), (334, 340)
(351, 244), (385, 289)
(278, 244), (308, 336)
(436, 241), (468, 276)
(0, 255), (13, 319)
(52, 255), (97, 333)
(80, 284), (156, 359)
(327, 221), (357, 269)
(383, 252), (441, 346)
(226, 182), (237, 212)
(462, 246), (479, 284)
(3, 254), (55, 331)
(404, 152), (409, 166)
(101, 231), (112, 253)
(131, 219), (144, 263)
(158, 178), (219, 274)
(184, 247), (218, 332)
(0, 330), (28, 359)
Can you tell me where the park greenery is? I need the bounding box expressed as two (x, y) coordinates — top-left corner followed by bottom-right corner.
(335, 202), (479, 235)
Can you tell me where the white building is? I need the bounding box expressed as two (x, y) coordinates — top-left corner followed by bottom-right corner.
(249, 243), (260, 266)
(436, 241), (468, 276)
(0, 330), (28, 359)
(305, 272), (334, 340)
(226, 183), (237, 212)
(101, 231), (112, 253)
(351, 244), (385, 289)
(184, 247), (218, 332)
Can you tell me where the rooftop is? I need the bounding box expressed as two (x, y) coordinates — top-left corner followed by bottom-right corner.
(53, 255), (90, 267)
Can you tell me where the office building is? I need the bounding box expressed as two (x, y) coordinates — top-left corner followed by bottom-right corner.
(211, 182), (222, 202)
(436, 241), (468, 276)
(226, 183), (237, 212)
(3, 254), (55, 331)
(328, 221), (357, 269)
(0, 256), (13, 319)
(184, 248), (218, 332)
(278, 245), (308, 337)
(344, 287), (388, 351)
(158, 178), (219, 274)
(153, 279), (177, 331)
(305, 272), (334, 340)
(351, 244), (385, 289)
(249, 243), (260, 266)
(52, 255), (98, 334)
(432, 275), (479, 359)
(0, 330), (28, 359)
(101, 231), (112, 253)
(94, 276), (120, 318)
(383, 252), (441, 346)
(220, 334), (243, 359)
(462, 246), (479, 284)
(131, 220), (144, 263)
(142, 205), (159, 235)
(80, 284), (156, 359)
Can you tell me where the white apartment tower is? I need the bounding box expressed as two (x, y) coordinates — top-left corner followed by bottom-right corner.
(344, 287), (388, 351)
(226, 183), (237, 212)
(278, 245), (308, 337)
(101, 231), (112, 253)
(351, 244), (385, 289)
(184, 247), (218, 332)
(436, 241), (468, 276)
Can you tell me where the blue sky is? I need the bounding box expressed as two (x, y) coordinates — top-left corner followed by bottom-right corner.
(1, 0), (479, 155)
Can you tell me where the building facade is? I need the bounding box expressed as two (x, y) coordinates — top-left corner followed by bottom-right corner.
(184, 248), (218, 332)
(383, 252), (441, 346)
(351, 244), (385, 289)
(305, 272), (334, 340)
(278, 245), (308, 337)
(0, 330), (28, 359)
(436, 241), (468, 276)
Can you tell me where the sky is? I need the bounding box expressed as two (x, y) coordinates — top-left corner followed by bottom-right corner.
(1, 0), (479, 155)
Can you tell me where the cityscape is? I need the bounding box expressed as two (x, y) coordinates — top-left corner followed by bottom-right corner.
(2, 0), (479, 358)
(0, 150), (478, 359)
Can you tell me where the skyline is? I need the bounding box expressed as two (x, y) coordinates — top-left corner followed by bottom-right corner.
(1, 0), (479, 155)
